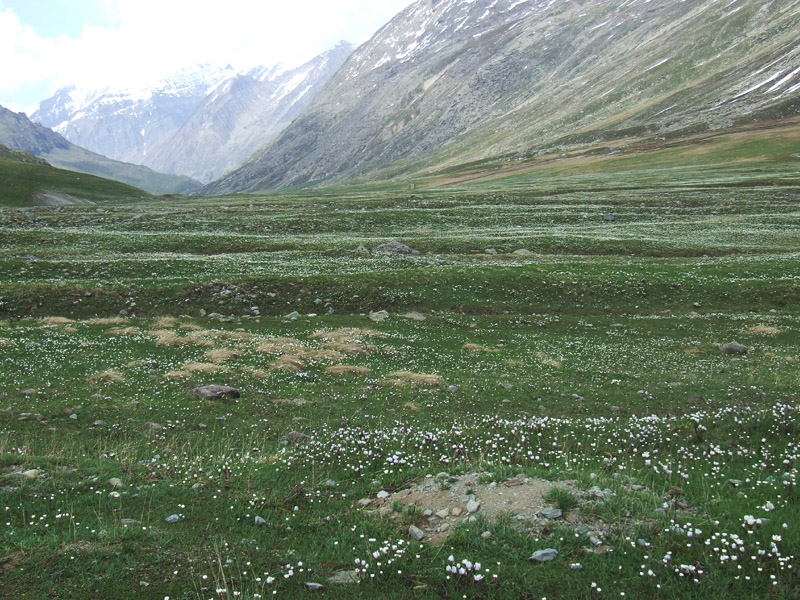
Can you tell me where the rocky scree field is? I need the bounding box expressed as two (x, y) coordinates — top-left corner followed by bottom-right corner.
(1, 163), (799, 599)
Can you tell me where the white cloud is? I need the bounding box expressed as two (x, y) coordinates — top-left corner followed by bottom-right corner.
(0, 0), (414, 111)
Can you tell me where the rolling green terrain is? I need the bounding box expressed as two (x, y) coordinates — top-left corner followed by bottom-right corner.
(1, 140), (799, 599)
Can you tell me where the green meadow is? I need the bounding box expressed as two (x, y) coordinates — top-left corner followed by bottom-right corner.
(1, 155), (799, 599)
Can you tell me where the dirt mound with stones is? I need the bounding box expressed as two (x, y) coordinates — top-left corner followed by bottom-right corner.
(360, 472), (622, 546)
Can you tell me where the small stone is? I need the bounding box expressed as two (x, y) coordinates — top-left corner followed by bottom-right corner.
(284, 431), (311, 444)
(630, 485), (647, 492)
(354, 244), (370, 256)
(305, 582), (324, 591)
(377, 490), (390, 500)
(721, 342), (748, 355)
(190, 385), (241, 401)
(402, 312), (426, 321)
(435, 509), (450, 519)
(500, 383), (514, 390)
(540, 508), (563, 520)
(92, 420), (107, 427)
(512, 249), (534, 256)
(603, 213), (616, 222)
(255, 516), (266, 526)
(368, 310), (390, 323)
(120, 519), (140, 526)
(328, 570), (360, 585)
(69, 413), (78, 420)
(451, 507), (463, 517)
(466, 499), (481, 514)
(423, 509), (433, 518)
(284, 311), (300, 321)
(109, 491), (121, 499)
(147, 422), (162, 430)
(165, 514), (181, 523)
(446, 385), (459, 393)
(108, 478), (123, 489)
(637, 539), (650, 547)
(374, 241), (420, 256)
(481, 531), (492, 540)
(324, 479), (337, 487)
(589, 536), (603, 546)
(408, 525), (425, 541)
(22, 469), (40, 479)
(529, 549), (559, 563)
(485, 248), (497, 255)
(729, 479), (744, 487)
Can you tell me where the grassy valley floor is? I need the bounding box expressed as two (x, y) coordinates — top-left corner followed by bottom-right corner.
(1, 163), (799, 598)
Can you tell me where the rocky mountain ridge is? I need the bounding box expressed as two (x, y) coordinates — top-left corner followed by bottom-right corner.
(202, 0), (800, 193)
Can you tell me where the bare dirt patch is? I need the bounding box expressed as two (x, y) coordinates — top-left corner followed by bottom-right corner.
(361, 473), (619, 545)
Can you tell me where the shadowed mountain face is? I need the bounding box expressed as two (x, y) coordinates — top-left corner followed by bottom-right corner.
(0, 105), (199, 195)
(202, 0), (800, 194)
(31, 43), (355, 183)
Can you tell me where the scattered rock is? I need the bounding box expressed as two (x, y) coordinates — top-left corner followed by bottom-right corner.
(485, 248), (498, 255)
(327, 570), (360, 585)
(481, 531), (492, 540)
(402, 312), (426, 321)
(408, 525), (425, 541)
(374, 241), (420, 256)
(368, 310), (390, 323)
(466, 499), (481, 514)
(512, 249), (533, 256)
(120, 519), (140, 527)
(354, 245), (370, 256)
(189, 385), (241, 401)
(451, 507), (464, 517)
(305, 582), (324, 592)
(540, 508), (563, 520)
(377, 491), (390, 500)
(108, 478), (123, 489)
(357, 498), (373, 507)
(92, 420), (107, 427)
(435, 509), (450, 519)
(22, 470), (40, 479)
(603, 213), (616, 222)
(255, 516), (266, 527)
(529, 549), (559, 563)
(728, 479), (744, 487)
(721, 342), (748, 356)
(284, 311), (300, 321)
(164, 514), (181, 523)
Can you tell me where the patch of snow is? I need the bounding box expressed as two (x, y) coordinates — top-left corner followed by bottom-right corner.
(766, 66), (800, 93)
(731, 71), (785, 100)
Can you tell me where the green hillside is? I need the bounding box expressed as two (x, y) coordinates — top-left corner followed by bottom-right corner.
(0, 151), (151, 208)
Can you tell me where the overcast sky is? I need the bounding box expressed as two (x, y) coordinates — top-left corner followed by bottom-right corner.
(0, 0), (415, 114)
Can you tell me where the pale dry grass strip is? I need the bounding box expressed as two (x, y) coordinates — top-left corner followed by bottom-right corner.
(88, 370), (125, 383)
(385, 371), (444, 388)
(153, 316), (178, 329)
(183, 362), (229, 374)
(325, 365), (372, 376)
(41, 316), (75, 326)
(747, 326), (781, 335)
(202, 349), (241, 364)
(86, 317), (128, 326)
(323, 341), (378, 355)
(240, 366), (269, 379)
(269, 356), (306, 373)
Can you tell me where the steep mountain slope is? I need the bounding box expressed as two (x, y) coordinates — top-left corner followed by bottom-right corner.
(146, 42), (355, 182)
(0, 144), (149, 208)
(203, 0), (800, 193)
(0, 106), (199, 194)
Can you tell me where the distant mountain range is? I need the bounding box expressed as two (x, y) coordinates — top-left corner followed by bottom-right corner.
(202, 0), (800, 194)
(32, 42), (355, 183)
(0, 105), (199, 195)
